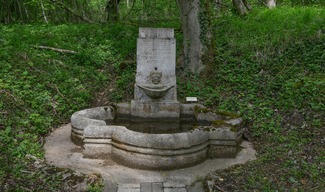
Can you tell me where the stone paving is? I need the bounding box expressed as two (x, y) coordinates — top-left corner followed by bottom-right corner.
(114, 182), (204, 192)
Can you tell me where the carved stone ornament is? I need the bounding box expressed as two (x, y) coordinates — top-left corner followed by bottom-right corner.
(150, 68), (162, 84)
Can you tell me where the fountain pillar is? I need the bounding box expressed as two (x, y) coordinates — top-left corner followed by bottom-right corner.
(131, 28), (180, 120)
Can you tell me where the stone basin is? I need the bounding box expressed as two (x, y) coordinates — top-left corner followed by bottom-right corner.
(70, 104), (243, 170)
(137, 84), (174, 98)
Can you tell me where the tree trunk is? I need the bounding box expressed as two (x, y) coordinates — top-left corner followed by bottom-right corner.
(265, 0), (276, 8)
(232, 0), (251, 15)
(40, 0), (48, 23)
(105, 0), (121, 21)
(178, 0), (204, 74)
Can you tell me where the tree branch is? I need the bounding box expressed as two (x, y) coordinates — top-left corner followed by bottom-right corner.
(32, 45), (77, 54)
(122, 0), (137, 20)
(50, 0), (93, 23)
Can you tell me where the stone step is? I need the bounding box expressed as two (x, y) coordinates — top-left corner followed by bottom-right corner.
(132, 182), (204, 192)
(140, 182), (163, 192)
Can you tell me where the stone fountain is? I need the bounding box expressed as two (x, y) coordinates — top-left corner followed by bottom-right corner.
(70, 28), (244, 170)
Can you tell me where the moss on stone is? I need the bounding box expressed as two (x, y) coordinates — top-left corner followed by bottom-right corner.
(211, 119), (242, 132)
(194, 105), (241, 120)
(193, 105), (210, 114)
(211, 120), (228, 127)
(214, 110), (240, 119)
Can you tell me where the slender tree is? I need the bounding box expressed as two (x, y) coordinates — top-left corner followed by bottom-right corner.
(105, 0), (121, 21)
(177, 0), (204, 73)
(232, 0), (252, 15)
(266, 0), (276, 8)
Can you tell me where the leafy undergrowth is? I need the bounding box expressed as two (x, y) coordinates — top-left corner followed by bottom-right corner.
(1, 6), (324, 192)
(0, 24), (139, 191)
(191, 7), (324, 191)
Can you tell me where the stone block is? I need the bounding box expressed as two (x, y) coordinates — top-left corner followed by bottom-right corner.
(116, 103), (131, 119)
(180, 104), (205, 120)
(140, 182), (151, 192)
(131, 100), (180, 119)
(163, 188), (187, 192)
(139, 28), (174, 39)
(163, 182), (186, 188)
(152, 183), (164, 192)
(83, 143), (112, 158)
(209, 128), (237, 140)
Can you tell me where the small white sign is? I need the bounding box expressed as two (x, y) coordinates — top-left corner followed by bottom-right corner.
(186, 97), (198, 102)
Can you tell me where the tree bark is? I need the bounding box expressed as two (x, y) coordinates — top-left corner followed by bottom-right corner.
(50, 0), (92, 22)
(232, 0), (251, 15)
(178, 0), (204, 74)
(105, 0), (121, 21)
(265, 0), (276, 8)
(40, 0), (48, 23)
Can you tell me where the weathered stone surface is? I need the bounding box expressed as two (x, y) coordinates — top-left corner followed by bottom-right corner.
(225, 117), (243, 126)
(140, 182), (164, 192)
(209, 128), (237, 140)
(163, 182), (186, 188)
(112, 127), (208, 149)
(84, 125), (116, 138)
(180, 104), (205, 120)
(195, 111), (224, 122)
(83, 143), (112, 158)
(152, 183), (164, 192)
(117, 184), (140, 192)
(131, 101), (180, 119)
(112, 145), (208, 170)
(208, 146), (238, 158)
(140, 182), (151, 192)
(139, 28), (174, 39)
(132, 28), (178, 119)
(116, 103), (131, 119)
(163, 188), (187, 192)
(71, 114), (106, 131)
(70, 107), (114, 145)
(103, 178), (118, 192)
(186, 182), (205, 192)
(136, 28), (176, 87)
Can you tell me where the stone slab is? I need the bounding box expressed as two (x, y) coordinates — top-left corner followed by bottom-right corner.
(136, 30), (176, 86)
(139, 28), (174, 39)
(152, 182), (164, 192)
(131, 100), (180, 119)
(163, 182), (186, 188)
(140, 182), (151, 192)
(163, 188), (187, 192)
(186, 182), (205, 192)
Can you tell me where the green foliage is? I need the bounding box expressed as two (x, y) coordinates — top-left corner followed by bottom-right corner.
(119, 0), (179, 23)
(183, 6), (324, 191)
(0, 23), (137, 191)
(278, 0), (325, 6)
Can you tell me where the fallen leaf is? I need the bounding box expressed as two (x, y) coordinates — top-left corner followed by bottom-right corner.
(300, 178), (307, 185)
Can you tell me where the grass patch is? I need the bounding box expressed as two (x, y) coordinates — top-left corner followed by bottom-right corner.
(0, 23), (139, 191)
(193, 6), (324, 191)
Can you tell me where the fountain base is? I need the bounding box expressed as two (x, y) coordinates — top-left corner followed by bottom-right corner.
(71, 104), (243, 170)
